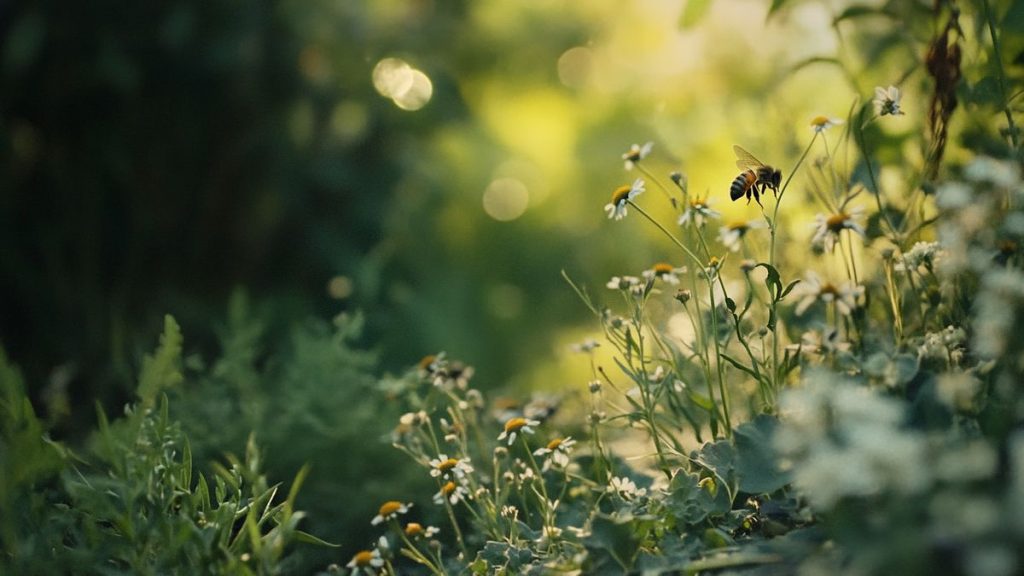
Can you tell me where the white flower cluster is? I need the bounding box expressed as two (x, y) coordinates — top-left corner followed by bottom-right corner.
(775, 371), (930, 510)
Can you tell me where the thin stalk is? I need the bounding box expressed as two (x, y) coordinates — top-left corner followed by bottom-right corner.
(981, 0), (1020, 152)
(767, 135), (818, 395)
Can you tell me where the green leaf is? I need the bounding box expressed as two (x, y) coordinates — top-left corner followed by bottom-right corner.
(667, 470), (732, 525)
(293, 530), (341, 547)
(136, 315), (184, 408)
(587, 514), (643, 570)
(734, 415), (790, 494)
(779, 279), (801, 300)
(679, 0), (712, 29)
(720, 352), (758, 379)
(767, 0), (790, 19)
(696, 440), (736, 483)
(1003, 0), (1024, 32)
(754, 263), (782, 300)
(833, 4), (887, 24)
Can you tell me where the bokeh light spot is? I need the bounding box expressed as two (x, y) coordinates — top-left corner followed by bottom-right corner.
(372, 58), (414, 98)
(327, 276), (354, 300)
(482, 178), (529, 221)
(330, 101), (370, 144)
(392, 69), (433, 111)
(373, 58), (433, 111)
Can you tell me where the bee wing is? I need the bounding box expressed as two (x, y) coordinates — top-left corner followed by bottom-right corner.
(733, 145), (765, 170)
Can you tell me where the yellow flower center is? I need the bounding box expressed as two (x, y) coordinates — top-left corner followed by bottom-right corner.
(826, 213), (850, 232)
(546, 438), (564, 451)
(441, 481), (457, 495)
(610, 184), (632, 205)
(727, 221), (749, 232)
(438, 458), (458, 472)
(652, 263), (674, 274)
(504, 417), (528, 433)
(810, 115), (830, 127)
(624, 148), (641, 161)
(378, 501), (403, 517)
(405, 522), (424, 537)
(708, 256), (721, 267)
(418, 355), (436, 370)
(353, 551), (374, 566)
(820, 283), (839, 295)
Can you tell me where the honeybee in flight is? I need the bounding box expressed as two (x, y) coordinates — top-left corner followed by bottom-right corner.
(730, 145), (781, 207)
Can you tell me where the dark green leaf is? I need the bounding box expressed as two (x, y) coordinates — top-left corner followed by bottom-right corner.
(587, 514), (643, 570)
(779, 279), (801, 300)
(734, 415), (790, 494)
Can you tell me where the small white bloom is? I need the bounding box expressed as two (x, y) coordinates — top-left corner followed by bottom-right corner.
(370, 501), (412, 526)
(622, 141), (653, 170)
(497, 417), (540, 445)
(428, 455), (474, 480)
(678, 197), (721, 228)
(810, 115), (844, 133)
(346, 548), (385, 571)
(874, 85), (904, 117)
(811, 208), (866, 252)
(606, 275), (642, 291)
(433, 481), (470, 505)
(570, 338), (600, 353)
(608, 476), (647, 499)
(533, 436), (577, 470)
(791, 271), (863, 316)
(641, 263), (687, 285)
(604, 178), (645, 220)
(717, 219), (767, 252)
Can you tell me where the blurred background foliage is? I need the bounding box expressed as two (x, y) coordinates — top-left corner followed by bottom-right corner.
(2, 0), (1022, 571)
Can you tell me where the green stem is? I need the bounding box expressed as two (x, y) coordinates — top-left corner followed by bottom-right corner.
(629, 201), (706, 272)
(767, 135), (817, 395)
(982, 0), (1020, 153)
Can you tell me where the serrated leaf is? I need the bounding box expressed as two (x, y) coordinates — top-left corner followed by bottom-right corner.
(137, 315), (184, 408)
(697, 439), (736, 482)
(679, 0), (712, 29)
(734, 415), (790, 494)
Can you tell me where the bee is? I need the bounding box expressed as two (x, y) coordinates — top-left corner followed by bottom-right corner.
(730, 145), (782, 207)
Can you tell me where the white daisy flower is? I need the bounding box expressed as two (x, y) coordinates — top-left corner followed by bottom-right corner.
(428, 455), (474, 480)
(641, 263), (687, 285)
(677, 196), (721, 228)
(811, 208), (866, 253)
(810, 115), (844, 133)
(608, 476), (647, 499)
(497, 417), (540, 445)
(622, 141), (653, 170)
(717, 219), (767, 252)
(792, 271), (864, 316)
(532, 436), (577, 470)
(370, 500), (412, 526)
(873, 85), (904, 117)
(604, 178), (645, 220)
(433, 480), (470, 505)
